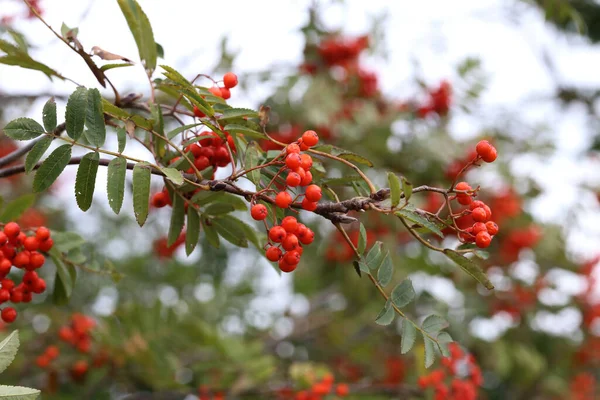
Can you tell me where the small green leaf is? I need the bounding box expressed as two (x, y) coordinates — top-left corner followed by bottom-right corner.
(0, 331), (19, 374)
(364, 241), (385, 270)
(396, 209), (444, 238)
(160, 65), (193, 89)
(24, 136), (53, 173)
(100, 63), (133, 72)
(222, 124), (267, 140)
(387, 172), (401, 208)
(42, 97), (57, 132)
(443, 249), (494, 290)
(202, 219), (220, 248)
(52, 232), (85, 253)
(116, 0), (157, 72)
(107, 157), (127, 214)
(423, 334), (436, 368)
(204, 203), (235, 216)
(65, 87), (87, 140)
(160, 167), (184, 186)
(0, 194), (35, 223)
(167, 194), (185, 246)
(219, 108), (259, 120)
(33, 144), (71, 192)
(357, 223), (367, 255)
(186, 208), (200, 255)
(401, 176), (413, 203)
(102, 99), (130, 120)
(212, 217), (248, 247)
(390, 279), (415, 308)
(422, 315), (449, 334)
(151, 103), (166, 157)
(85, 88), (106, 147)
(437, 332), (453, 358)
(0, 385), (40, 399)
(74, 152), (99, 211)
(244, 142), (262, 186)
(61, 23), (78, 39)
(337, 152), (373, 167)
(3, 118), (44, 141)
(50, 248), (76, 304)
(374, 301), (395, 326)
(167, 122), (204, 140)
(401, 320), (417, 354)
(116, 127), (127, 153)
(132, 162), (151, 226)
(377, 252), (393, 287)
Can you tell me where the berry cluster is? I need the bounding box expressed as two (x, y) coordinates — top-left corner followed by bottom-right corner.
(570, 372), (596, 400)
(250, 130), (322, 272)
(0, 222), (53, 323)
(418, 343), (482, 400)
(277, 373), (349, 400)
(417, 80), (452, 118)
(192, 72), (238, 117)
(58, 313), (96, 353)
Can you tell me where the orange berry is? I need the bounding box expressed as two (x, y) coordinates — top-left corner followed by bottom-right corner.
(223, 72), (238, 89)
(275, 191), (293, 208)
(251, 204), (268, 221)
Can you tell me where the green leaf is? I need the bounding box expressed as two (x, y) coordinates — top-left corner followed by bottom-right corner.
(0, 194), (35, 223)
(116, 127), (127, 153)
(42, 97), (57, 132)
(24, 136), (53, 173)
(401, 320), (417, 354)
(337, 152), (373, 167)
(443, 249), (494, 290)
(150, 103), (166, 157)
(212, 217), (248, 247)
(190, 191), (247, 211)
(107, 157), (127, 214)
(0, 331), (19, 374)
(374, 301), (395, 326)
(182, 88), (214, 117)
(185, 208), (200, 256)
(387, 172), (401, 208)
(160, 65), (193, 89)
(390, 279), (415, 308)
(102, 99), (130, 120)
(100, 63), (133, 72)
(3, 118), (44, 141)
(65, 87), (87, 140)
(219, 108), (258, 120)
(401, 176), (413, 203)
(32, 144), (71, 192)
(50, 248), (76, 305)
(60, 23), (78, 39)
(222, 124), (267, 140)
(202, 219), (220, 248)
(437, 332), (453, 358)
(52, 232), (85, 253)
(357, 223), (367, 255)
(85, 88), (106, 147)
(244, 142), (262, 186)
(204, 203), (235, 216)
(167, 194), (185, 246)
(395, 209), (444, 238)
(160, 167), (183, 186)
(116, 0), (157, 72)
(320, 175), (364, 186)
(423, 334), (436, 368)
(74, 152), (99, 211)
(132, 162), (151, 226)
(422, 315), (449, 334)
(377, 252), (393, 287)
(167, 122), (204, 140)
(364, 241), (385, 270)
(0, 385), (40, 399)
(0, 49), (63, 80)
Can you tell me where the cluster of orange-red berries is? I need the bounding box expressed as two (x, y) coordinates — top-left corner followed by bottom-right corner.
(277, 373), (349, 400)
(452, 140), (499, 248)
(0, 222), (52, 323)
(418, 343), (482, 400)
(250, 130), (321, 272)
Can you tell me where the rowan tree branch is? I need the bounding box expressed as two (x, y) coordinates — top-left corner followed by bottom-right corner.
(0, 123), (66, 168)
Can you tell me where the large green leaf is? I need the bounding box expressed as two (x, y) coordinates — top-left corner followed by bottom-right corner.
(422, 315), (449, 334)
(374, 301), (395, 326)
(151, 103), (166, 157)
(423, 334), (436, 368)
(212, 216), (248, 247)
(396, 208), (444, 238)
(42, 97), (57, 132)
(84, 88), (106, 147)
(116, 0), (157, 72)
(32, 144), (71, 192)
(49, 248), (76, 305)
(74, 152), (99, 211)
(219, 108), (259, 120)
(3, 118), (44, 141)
(167, 195), (185, 246)
(0, 194), (35, 223)
(357, 223), (367, 255)
(387, 172), (401, 208)
(24, 136), (53, 173)
(65, 87), (87, 140)
(437, 332), (453, 358)
(116, 127), (127, 154)
(107, 157), (127, 214)
(0, 385), (40, 399)
(244, 142), (262, 186)
(0, 38), (63, 80)
(363, 241), (385, 271)
(401, 320), (417, 354)
(377, 252), (393, 287)
(202, 219), (220, 248)
(390, 279), (415, 308)
(160, 167), (184, 186)
(132, 162), (151, 226)
(0, 331), (19, 374)
(222, 124), (266, 140)
(52, 231), (86, 253)
(443, 249), (494, 290)
(185, 208), (200, 256)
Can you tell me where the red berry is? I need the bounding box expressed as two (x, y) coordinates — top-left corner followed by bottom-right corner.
(457, 194), (472, 206)
(305, 185), (322, 202)
(0, 232), (6, 246)
(485, 221), (499, 235)
(59, 327), (75, 343)
(209, 86), (222, 98)
(300, 154), (313, 170)
(10, 290), (22, 303)
(194, 156), (211, 171)
(36, 226), (51, 241)
(301, 198), (318, 211)
(482, 204), (492, 220)
(0, 289), (9, 303)
(476, 140), (497, 163)
(335, 384), (349, 397)
(1, 279), (14, 291)
(0, 259), (11, 276)
(471, 207), (487, 222)
(265, 246), (282, 262)
(45, 345), (60, 360)
(13, 251), (30, 268)
(1, 307), (17, 323)
(475, 231), (492, 248)
(223, 72), (238, 89)
(70, 360), (89, 379)
(278, 258), (297, 273)
(220, 87), (231, 100)
(286, 143), (301, 154)
(282, 234), (299, 251)
(36, 355), (50, 369)
(298, 139), (310, 151)
(275, 191), (293, 209)
(301, 130), (319, 147)
(193, 105), (205, 118)
(469, 200), (485, 211)
(39, 238), (54, 252)
(268, 226), (287, 243)
(300, 171), (313, 186)
(281, 216), (298, 233)
(455, 182), (471, 192)
(286, 172), (301, 187)
(22, 292), (32, 303)
(283, 250), (301, 265)
(472, 222), (487, 235)
(31, 278), (46, 294)
(3, 222), (20, 238)
(151, 192), (169, 208)
(298, 228), (315, 245)
(23, 271), (38, 287)
(250, 204), (268, 221)
(285, 153), (302, 170)
(29, 252), (45, 269)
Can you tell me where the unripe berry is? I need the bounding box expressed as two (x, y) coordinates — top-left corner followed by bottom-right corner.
(281, 216), (298, 233)
(265, 246), (282, 262)
(286, 172), (301, 187)
(301, 198), (318, 211)
(278, 258), (297, 273)
(285, 153), (302, 170)
(1, 307), (17, 323)
(282, 234), (299, 251)
(471, 207), (487, 222)
(485, 221), (499, 235)
(250, 204), (268, 221)
(305, 185), (322, 202)
(283, 250), (301, 265)
(476, 140), (498, 163)
(268, 226), (287, 243)
(275, 191), (293, 209)
(223, 72), (238, 89)
(3, 222), (20, 238)
(475, 231), (492, 248)
(300, 154), (313, 170)
(301, 130), (319, 147)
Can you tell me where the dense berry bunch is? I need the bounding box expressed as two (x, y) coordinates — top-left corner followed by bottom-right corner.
(417, 80), (452, 118)
(0, 222), (52, 323)
(276, 373), (349, 400)
(418, 343), (482, 400)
